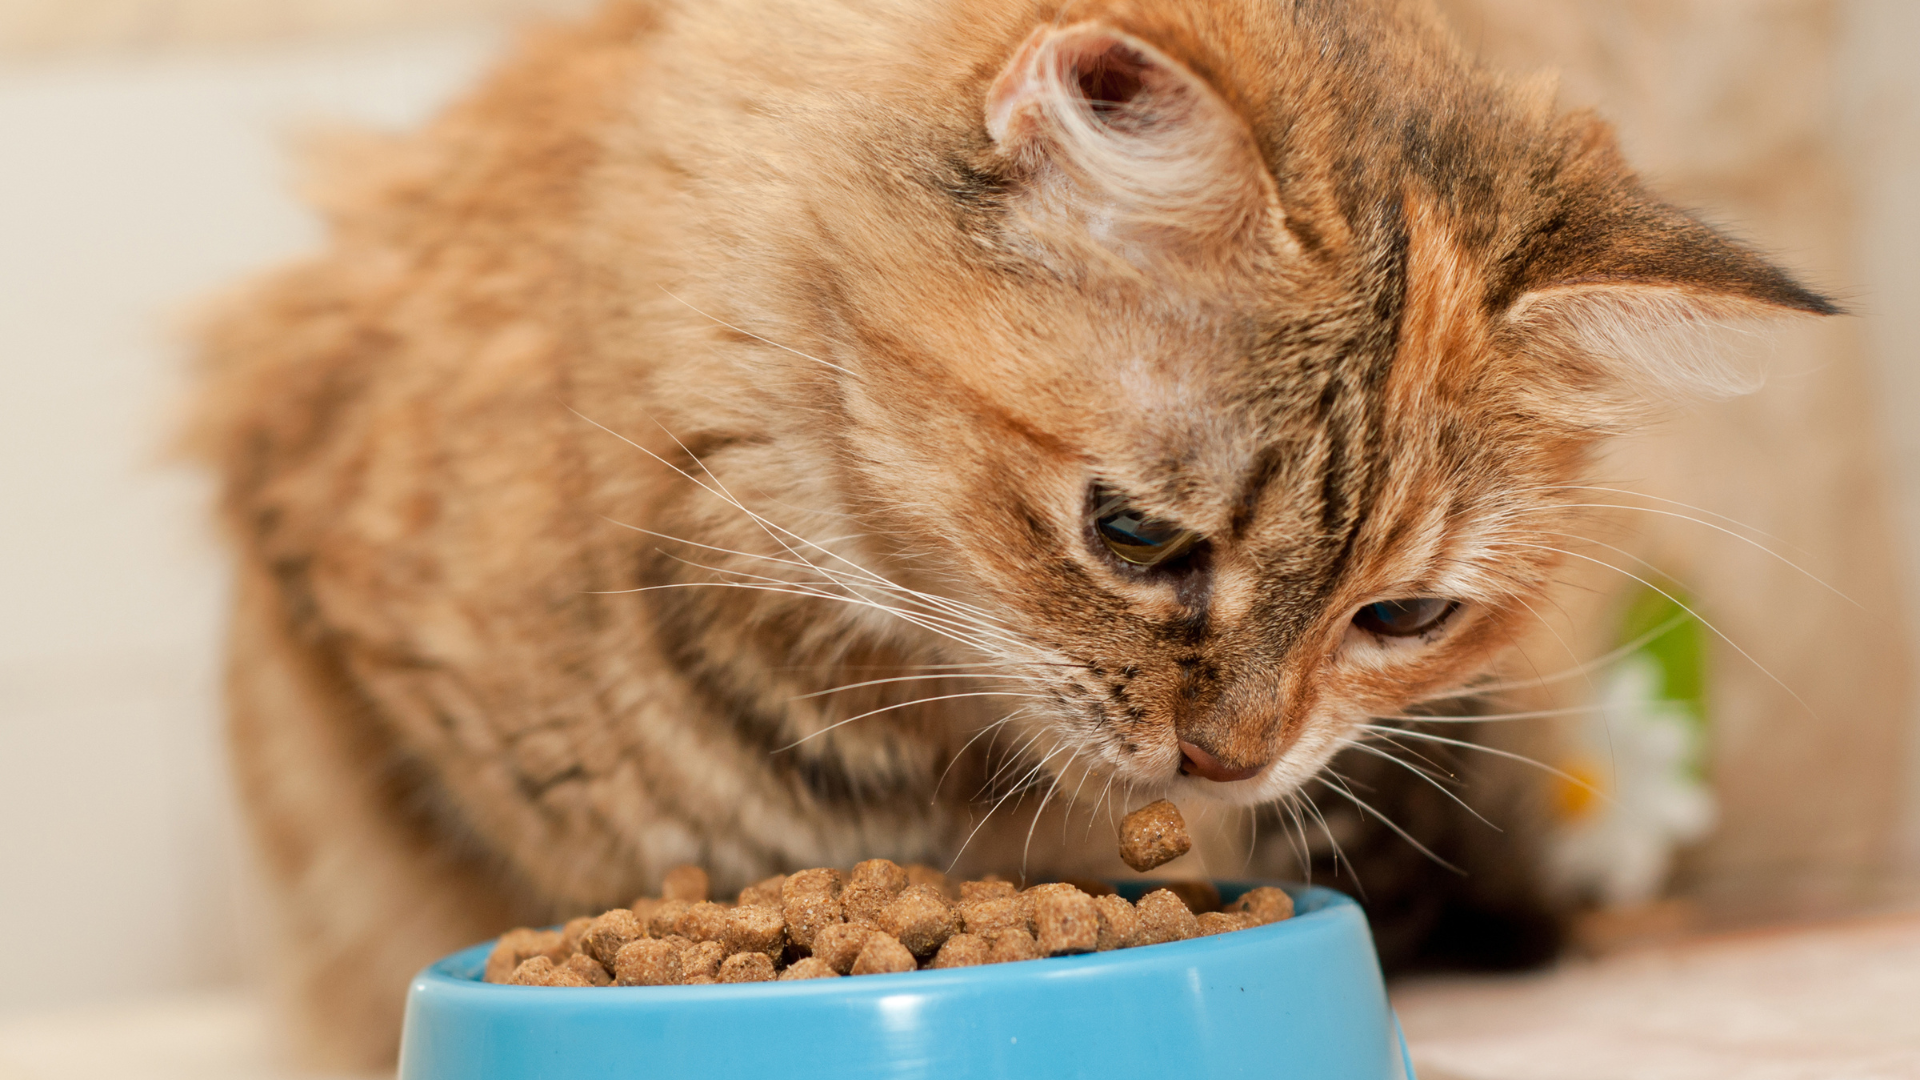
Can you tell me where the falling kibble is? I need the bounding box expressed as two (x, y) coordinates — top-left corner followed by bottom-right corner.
(1118, 799), (1193, 872)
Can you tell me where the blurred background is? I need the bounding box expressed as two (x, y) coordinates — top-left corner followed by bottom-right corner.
(0, 0), (1915, 1077)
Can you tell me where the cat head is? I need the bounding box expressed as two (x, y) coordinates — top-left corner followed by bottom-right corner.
(677, 0), (1835, 808)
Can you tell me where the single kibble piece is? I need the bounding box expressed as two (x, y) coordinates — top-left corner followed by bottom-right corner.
(930, 933), (990, 969)
(661, 864), (711, 903)
(1093, 894), (1140, 951)
(509, 956), (593, 987)
(1033, 889), (1100, 955)
(780, 868), (846, 950)
(680, 939), (726, 984)
(881, 885), (957, 958)
(777, 957), (841, 981)
(983, 928), (1042, 964)
(810, 922), (872, 975)
(850, 931), (917, 975)
(718, 951), (776, 983)
(677, 900), (732, 944)
(484, 927), (565, 983)
(1118, 799), (1192, 872)
(736, 874), (786, 908)
(1196, 911), (1261, 937)
(1133, 888), (1200, 946)
(724, 903), (786, 957)
(561, 952), (613, 986)
(558, 916), (595, 956)
(958, 879), (1018, 904)
(1226, 886), (1294, 925)
(613, 937), (683, 986)
(1161, 880), (1222, 915)
(959, 897), (1024, 937)
(905, 864), (957, 900)
(580, 909), (645, 966)
(842, 859), (909, 924)
(646, 899), (692, 939)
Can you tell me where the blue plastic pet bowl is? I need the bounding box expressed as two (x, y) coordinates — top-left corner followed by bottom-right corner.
(399, 882), (1415, 1079)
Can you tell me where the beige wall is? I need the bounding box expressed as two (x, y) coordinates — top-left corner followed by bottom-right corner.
(0, 0), (584, 56)
(1439, 0), (1919, 920)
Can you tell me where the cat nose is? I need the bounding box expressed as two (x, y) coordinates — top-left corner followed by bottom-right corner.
(1177, 738), (1265, 783)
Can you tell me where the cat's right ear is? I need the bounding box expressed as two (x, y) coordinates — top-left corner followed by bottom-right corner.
(984, 22), (1282, 263)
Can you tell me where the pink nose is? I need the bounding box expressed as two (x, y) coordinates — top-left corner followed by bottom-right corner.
(1178, 739), (1264, 783)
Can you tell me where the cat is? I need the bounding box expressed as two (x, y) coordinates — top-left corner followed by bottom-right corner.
(189, 0), (1833, 1065)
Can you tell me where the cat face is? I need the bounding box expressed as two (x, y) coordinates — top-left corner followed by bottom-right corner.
(785, 4), (1831, 808)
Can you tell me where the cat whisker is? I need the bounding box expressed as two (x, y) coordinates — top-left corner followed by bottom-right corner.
(1023, 748), (1080, 875)
(1418, 611), (1690, 702)
(1344, 741), (1499, 832)
(932, 707), (1030, 803)
(1511, 500), (1860, 609)
(1356, 724), (1609, 807)
(1510, 536), (1816, 718)
(789, 671), (1045, 702)
(1370, 704), (1611, 724)
(1318, 771), (1465, 875)
(658, 286), (857, 377)
(774, 691), (1050, 753)
(949, 741), (1070, 874)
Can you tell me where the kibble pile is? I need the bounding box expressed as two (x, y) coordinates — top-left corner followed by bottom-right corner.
(486, 799), (1291, 987)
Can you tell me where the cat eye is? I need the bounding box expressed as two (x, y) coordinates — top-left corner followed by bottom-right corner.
(1091, 487), (1201, 568)
(1353, 598), (1459, 638)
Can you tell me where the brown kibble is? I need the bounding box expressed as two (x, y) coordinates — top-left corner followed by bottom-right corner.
(778, 956), (841, 980)
(930, 933), (990, 969)
(1161, 880), (1221, 914)
(661, 864), (710, 902)
(809, 921), (872, 975)
(1033, 888), (1100, 955)
(1196, 911), (1261, 936)
(1093, 893), (1140, 951)
(484, 927), (565, 983)
(558, 916), (595, 956)
(850, 931), (917, 975)
(958, 896), (1024, 937)
(560, 952), (613, 986)
(631, 897), (664, 929)
(613, 937), (683, 986)
(983, 927), (1042, 964)
(678, 900), (732, 944)
(842, 859), (909, 924)
(1118, 799), (1192, 872)
(905, 864), (957, 900)
(1062, 878), (1118, 897)
(880, 885), (957, 958)
(580, 909), (645, 966)
(680, 939), (726, 983)
(1134, 888), (1200, 945)
(509, 955), (593, 987)
(780, 868), (846, 950)
(646, 899), (692, 938)
(1226, 886), (1294, 925)
(718, 951), (776, 983)
(724, 902), (786, 957)
(959, 879), (1017, 904)
(736, 874), (786, 908)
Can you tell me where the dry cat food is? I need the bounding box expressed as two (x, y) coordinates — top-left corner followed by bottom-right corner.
(1117, 798), (1193, 872)
(484, 859), (1292, 987)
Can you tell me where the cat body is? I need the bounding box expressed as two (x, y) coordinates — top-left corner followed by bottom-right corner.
(192, 0), (1829, 1063)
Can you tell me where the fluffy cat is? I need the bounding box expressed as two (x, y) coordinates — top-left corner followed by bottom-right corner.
(191, 0), (1832, 1064)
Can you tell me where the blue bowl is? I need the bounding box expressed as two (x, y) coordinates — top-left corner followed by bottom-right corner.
(399, 882), (1415, 1079)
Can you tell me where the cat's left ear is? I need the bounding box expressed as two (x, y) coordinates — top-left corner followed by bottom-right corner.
(984, 22), (1282, 261)
(1499, 191), (1840, 406)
